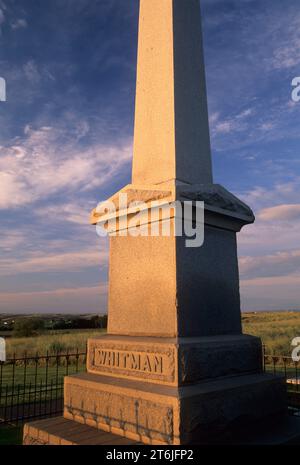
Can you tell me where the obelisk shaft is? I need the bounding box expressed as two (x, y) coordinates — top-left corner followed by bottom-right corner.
(132, 0), (213, 186)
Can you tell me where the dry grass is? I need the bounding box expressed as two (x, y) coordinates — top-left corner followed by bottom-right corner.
(242, 311), (300, 354)
(5, 328), (106, 358)
(2, 311), (300, 357)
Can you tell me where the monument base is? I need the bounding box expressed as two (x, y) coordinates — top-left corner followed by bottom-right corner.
(61, 371), (286, 445)
(23, 334), (288, 445)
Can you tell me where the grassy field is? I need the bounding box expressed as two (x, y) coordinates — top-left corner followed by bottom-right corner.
(0, 312), (299, 358)
(0, 311), (299, 445)
(3, 328), (106, 358)
(242, 311), (300, 354)
(3, 311), (298, 400)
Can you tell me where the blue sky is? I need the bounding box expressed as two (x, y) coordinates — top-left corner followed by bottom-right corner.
(0, 0), (300, 314)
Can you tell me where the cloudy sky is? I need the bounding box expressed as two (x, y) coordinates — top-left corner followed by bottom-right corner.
(0, 0), (299, 314)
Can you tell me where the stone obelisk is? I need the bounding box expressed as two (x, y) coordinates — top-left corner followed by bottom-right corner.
(132, 0), (213, 187)
(24, 0), (287, 445)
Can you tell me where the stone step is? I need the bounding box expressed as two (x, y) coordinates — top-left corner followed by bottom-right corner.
(23, 414), (300, 445)
(224, 415), (300, 445)
(23, 417), (142, 445)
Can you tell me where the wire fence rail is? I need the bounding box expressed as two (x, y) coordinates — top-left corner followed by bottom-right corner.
(0, 349), (299, 426)
(0, 350), (86, 425)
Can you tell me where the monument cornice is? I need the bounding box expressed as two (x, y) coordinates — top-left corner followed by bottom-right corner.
(90, 182), (254, 234)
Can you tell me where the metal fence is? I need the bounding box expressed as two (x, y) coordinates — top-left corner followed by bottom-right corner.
(0, 349), (299, 426)
(0, 350), (86, 425)
(263, 351), (300, 415)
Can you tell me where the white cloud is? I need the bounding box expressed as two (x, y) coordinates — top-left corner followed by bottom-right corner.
(0, 125), (132, 209)
(266, 12), (300, 70)
(237, 181), (300, 310)
(209, 112), (219, 125)
(23, 60), (41, 84)
(0, 231), (26, 252)
(241, 274), (300, 311)
(240, 249), (300, 280)
(0, 8), (5, 25)
(238, 182), (300, 252)
(214, 121), (234, 134)
(239, 219), (300, 257)
(11, 146), (27, 159)
(239, 180), (300, 213)
(11, 18), (28, 30)
(236, 108), (253, 119)
(0, 6), (5, 35)
(0, 248), (108, 276)
(210, 107), (254, 136)
(0, 172), (32, 208)
(258, 204), (300, 221)
(0, 284), (108, 313)
(259, 122), (275, 131)
(34, 201), (94, 225)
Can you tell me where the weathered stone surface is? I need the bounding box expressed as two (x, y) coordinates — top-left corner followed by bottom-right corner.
(108, 235), (177, 337)
(179, 373), (287, 444)
(179, 184), (255, 223)
(87, 334), (262, 386)
(177, 334), (263, 384)
(64, 373), (176, 445)
(176, 225), (242, 337)
(108, 221), (245, 338)
(62, 372), (287, 445)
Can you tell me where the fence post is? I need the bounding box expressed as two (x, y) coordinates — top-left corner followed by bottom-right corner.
(262, 344), (266, 372)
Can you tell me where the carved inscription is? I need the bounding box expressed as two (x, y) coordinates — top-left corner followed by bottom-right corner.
(94, 349), (164, 374)
(88, 341), (176, 384)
